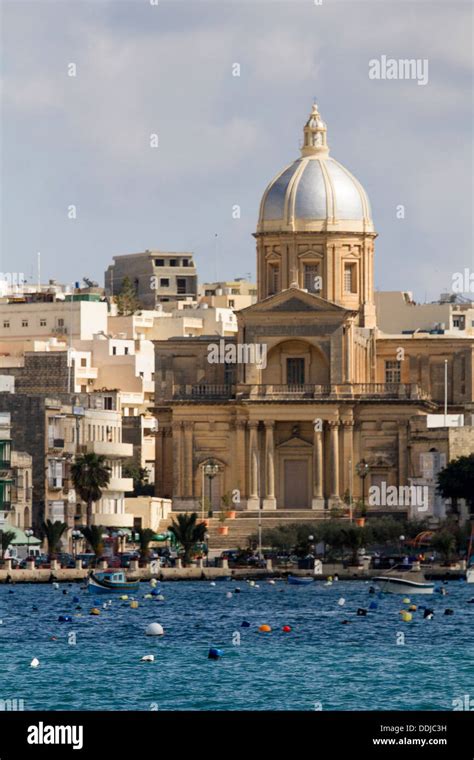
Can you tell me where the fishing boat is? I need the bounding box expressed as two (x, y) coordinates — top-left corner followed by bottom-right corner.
(287, 575), (314, 586)
(88, 570), (140, 594)
(373, 566), (434, 595)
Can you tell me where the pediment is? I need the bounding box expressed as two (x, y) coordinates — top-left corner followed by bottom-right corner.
(239, 287), (353, 316)
(278, 436), (313, 450)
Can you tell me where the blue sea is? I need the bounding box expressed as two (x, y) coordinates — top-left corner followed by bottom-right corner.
(0, 579), (472, 711)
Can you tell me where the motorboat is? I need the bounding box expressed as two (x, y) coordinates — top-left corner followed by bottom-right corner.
(88, 570), (140, 594)
(287, 575), (314, 586)
(466, 566), (474, 584)
(373, 567), (434, 594)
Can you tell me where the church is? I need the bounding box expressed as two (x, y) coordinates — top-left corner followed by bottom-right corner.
(153, 105), (473, 518)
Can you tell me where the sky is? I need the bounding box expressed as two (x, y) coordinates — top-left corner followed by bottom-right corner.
(0, 0), (472, 301)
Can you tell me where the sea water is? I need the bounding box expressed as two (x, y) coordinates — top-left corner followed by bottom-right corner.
(0, 580), (471, 711)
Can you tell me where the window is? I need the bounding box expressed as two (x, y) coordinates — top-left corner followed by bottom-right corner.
(104, 396), (113, 410)
(112, 346), (117, 355)
(3, 321), (9, 328)
(344, 264), (357, 294)
(124, 346), (129, 355)
(170, 259), (177, 267)
(57, 318), (64, 327)
(139, 371), (144, 378)
(268, 265), (280, 295)
(385, 360), (401, 383)
(304, 264), (320, 293)
(182, 258), (189, 267)
(22, 319), (28, 327)
(160, 278), (170, 287)
(177, 278), (187, 294)
(154, 259), (165, 266)
(229, 299), (235, 308)
(81, 385), (87, 393)
(453, 316), (465, 330)
(80, 358), (87, 367)
(287, 358), (305, 385)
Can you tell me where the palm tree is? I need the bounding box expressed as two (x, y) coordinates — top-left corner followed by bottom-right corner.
(71, 453), (111, 527)
(167, 512), (207, 566)
(41, 520), (68, 559)
(0, 529), (16, 561)
(137, 528), (156, 563)
(81, 526), (105, 565)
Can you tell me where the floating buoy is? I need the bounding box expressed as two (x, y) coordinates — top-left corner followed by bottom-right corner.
(75, 605), (82, 610)
(208, 647), (223, 660)
(341, 620), (351, 625)
(402, 597), (410, 604)
(58, 615), (72, 622)
(356, 608), (367, 616)
(130, 601), (139, 609)
(254, 584), (260, 588)
(333, 574), (339, 582)
(241, 621), (250, 628)
(400, 611), (412, 622)
(150, 578), (158, 587)
(337, 598), (346, 606)
(144, 593), (153, 599)
(423, 608), (434, 620)
(268, 580), (276, 585)
(327, 576), (333, 582)
(408, 604), (417, 611)
(226, 592), (233, 599)
(30, 658), (40, 668)
(325, 581), (333, 586)
(467, 598), (474, 604)
(62, 589), (68, 595)
(440, 588), (448, 596)
(156, 594), (165, 602)
(50, 636), (57, 640)
(90, 608), (100, 616)
(151, 588), (160, 596)
(249, 581), (255, 587)
(210, 582), (216, 587)
(120, 595), (129, 601)
(282, 625), (292, 633)
(444, 609), (454, 616)
(141, 655), (155, 662)
(234, 588), (241, 594)
(258, 624), (271, 633)
(53, 583), (59, 590)
(145, 622), (164, 636)
(369, 601), (378, 610)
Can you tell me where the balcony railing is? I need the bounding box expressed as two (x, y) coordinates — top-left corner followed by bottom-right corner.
(171, 383), (430, 402)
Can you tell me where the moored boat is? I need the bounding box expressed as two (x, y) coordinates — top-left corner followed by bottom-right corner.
(288, 575), (314, 585)
(88, 571), (140, 594)
(466, 567), (474, 584)
(374, 568), (434, 595)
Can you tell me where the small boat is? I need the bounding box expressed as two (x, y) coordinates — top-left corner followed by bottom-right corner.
(466, 567), (474, 584)
(288, 575), (314, 586)
(88, 571), (140, 594)
(374, 568), (434, 595)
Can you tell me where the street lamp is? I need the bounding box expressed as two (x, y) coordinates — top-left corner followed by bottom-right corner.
(25, 528), (33, 558)
(117, 530), (125, 555)
(355, 459), (370, 508)
(204, 460), (219, 518)
(399, 534), (406, 561)
(204, 531), (209, 567)
(71, 529), (82, 559)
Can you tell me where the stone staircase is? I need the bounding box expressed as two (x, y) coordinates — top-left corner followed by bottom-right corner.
(160, 510), (331, 550)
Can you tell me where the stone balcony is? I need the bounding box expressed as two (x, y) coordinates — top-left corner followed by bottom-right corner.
(170, 382), (431, 402)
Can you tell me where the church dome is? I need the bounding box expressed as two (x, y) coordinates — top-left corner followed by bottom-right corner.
(257, 104), (374, 234)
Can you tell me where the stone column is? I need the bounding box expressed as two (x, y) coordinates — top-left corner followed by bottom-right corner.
(247, 421), (260, 510)
(263, 420), (276, 510)
(172, 421), (183, 500)
(183, 421), (194, 500)
(398, 422), (408, 486)
(341, 420), (354, 497)
(236, 419), (247, 507)
(329, 420), (340, 503)
(312, 423), (324, 510)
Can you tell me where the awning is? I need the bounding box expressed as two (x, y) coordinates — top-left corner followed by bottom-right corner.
(3, 527), (41, 545)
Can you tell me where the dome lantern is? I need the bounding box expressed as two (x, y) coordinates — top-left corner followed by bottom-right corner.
(301, 103), (329, 158)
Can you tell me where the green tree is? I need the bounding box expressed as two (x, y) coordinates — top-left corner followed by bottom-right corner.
(431, 530), (456, 564)
(137, 528), (156, 562)
(115, 276), (140, 316)
(437, 455), (474, 515)
(167, 513), (207, 566)
(71, 453), (111, 527)
(341, 525), (372, 566)
(123, 464), (153, 496)
(81, 525), (105, 564)
(41, 520), (68, 559)
(0, 529), (16, 560)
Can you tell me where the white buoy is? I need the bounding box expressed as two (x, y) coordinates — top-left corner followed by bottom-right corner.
(249, 580), (255, 587)
(268, 580), (276, 585)
(226, 592), (233, 599)
(141, 654), (155, 662)
(145, 622), (164, 636)
(210, 582), (216, 587)
(338, 597), (346, 606)
(156, 594), (165, 602)
(53, 583), (59, 590)
(325, 581), (333, 586)
(150, 578), (158, 587)
(30, 657), (40, 668)
(254, 584), (260, 588)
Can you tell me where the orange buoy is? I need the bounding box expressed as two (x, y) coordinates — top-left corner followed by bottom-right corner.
(258, 624), (271, 633)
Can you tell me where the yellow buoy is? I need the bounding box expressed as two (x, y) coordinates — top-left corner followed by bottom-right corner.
(408, 604), (417, 611)
(120, 595), (129, 601)
(144, 594), (153, 599)
(130, 601), (139, 609)
(399, 610), (412, 622)
(90, 608), (100, 616)
(402, 597), (410, 604)
(259, 624), (271, 633)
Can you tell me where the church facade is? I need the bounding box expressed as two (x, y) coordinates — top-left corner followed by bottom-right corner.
(153, 106), (473, 516)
